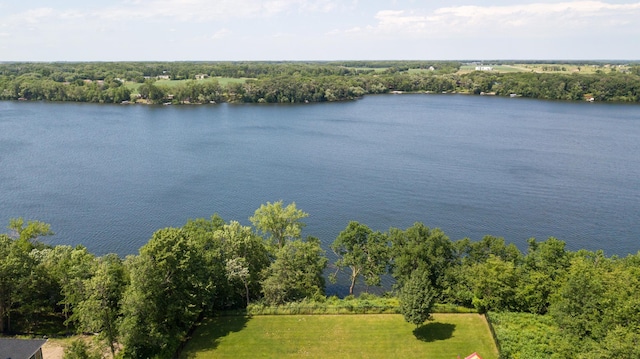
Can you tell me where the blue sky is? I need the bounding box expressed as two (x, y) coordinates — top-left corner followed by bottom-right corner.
(1, 0), (639, 61)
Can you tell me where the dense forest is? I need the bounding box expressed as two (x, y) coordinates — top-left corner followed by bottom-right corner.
(1, 61), (639, 104)
(1, 201), (639, 358)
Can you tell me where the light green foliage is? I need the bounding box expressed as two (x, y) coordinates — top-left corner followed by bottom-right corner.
(39, 245), (96, 330)
(550, 255), (607, 340)
(468, 255), (519, 313)
(331, 221), (389, 295)
(215, 220), (270, 305)
(73, 254), (127, 357)
(399, 268), (436, 327)
(516, 237), (569, 314)
(250, 201), (308, 248)
(0, 234), (36, 333)
(261, 237), (327, 305)
(488, 311), (558, 359)
(246, 294), (401, 315)
(63, 339), (101, 359)
(8, 217), (54, 251)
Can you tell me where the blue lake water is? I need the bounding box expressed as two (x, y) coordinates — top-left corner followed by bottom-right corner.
(0, 95), (639, 256)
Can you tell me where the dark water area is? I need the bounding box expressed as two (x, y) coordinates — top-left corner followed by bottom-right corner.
(1, 95), (639, 258)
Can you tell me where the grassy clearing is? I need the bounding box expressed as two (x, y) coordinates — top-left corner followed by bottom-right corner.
(458, 65), (528, 73)
(458, 63), (629, 74)
(180, 314), (498, 359)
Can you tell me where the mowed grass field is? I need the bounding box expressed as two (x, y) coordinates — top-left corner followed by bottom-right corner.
(180, 314), (498, 359)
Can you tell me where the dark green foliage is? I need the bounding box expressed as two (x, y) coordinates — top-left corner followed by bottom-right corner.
(2, 61), (638, 104)
(389, 223), (455, 300)
(72, 254), (127, 357)
(399, 269), (436, 327)
(0, 234), (37, 333)
(119, 227), (208, 358)
(3, 211), (640, 358)
(261, 237), (327, 305)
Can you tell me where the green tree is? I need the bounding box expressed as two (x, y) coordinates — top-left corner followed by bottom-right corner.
(399, 268), (436, 327)
(39, 245), (96, 332)
(250, 201), (309, 248)
(261, 237), (327, 305)
(0, 234), (36, 333)
(215, 221), (270, 306)
(119, 228), (207, 358)
(330, 221), (389, 295)
(8, 217), (54, 251)
(73, 254), (127, 357)
(389, 223), (455, 298)
(467, 255), (519, 313)
(549, 255), (607, 341)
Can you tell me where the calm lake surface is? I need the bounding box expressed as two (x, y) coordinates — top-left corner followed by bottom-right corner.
(1, 95), (639, 256)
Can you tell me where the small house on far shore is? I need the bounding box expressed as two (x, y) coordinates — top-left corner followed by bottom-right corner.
(0, 338), (47, 359)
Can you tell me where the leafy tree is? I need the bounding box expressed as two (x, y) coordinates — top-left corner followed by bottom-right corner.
(330, 221), (389, 295)
(250, 201), (309, 249)
(215, 221), (270, 305)
(399, 268), (436, 327)
(261, 237), (327, 304)
(389, 223), (455, 297)
(0, 234), (36, 333)
(467, 255), (519, 313)
(39, 245), (96, 332)
(458, 235), (522, 265)
(119, 227), (207, 358)
(73, 254), (127, 357)
(516, 237), (570, 314)
(549, 255), (607, 341)
(226, 257), (251, 305)
(7, 217), (54, 251)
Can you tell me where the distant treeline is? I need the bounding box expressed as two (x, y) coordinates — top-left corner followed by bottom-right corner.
(1, 61), (639, 104)
(2, 201), (640, 358)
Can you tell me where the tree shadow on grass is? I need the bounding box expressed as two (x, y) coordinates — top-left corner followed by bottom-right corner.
(413, 322), (456, 342)
(181, 315), (251, 358)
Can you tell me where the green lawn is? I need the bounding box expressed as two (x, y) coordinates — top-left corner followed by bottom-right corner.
(180, 314), (498, 359)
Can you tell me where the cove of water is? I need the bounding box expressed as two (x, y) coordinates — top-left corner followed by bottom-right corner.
(0, 95), (638, 256)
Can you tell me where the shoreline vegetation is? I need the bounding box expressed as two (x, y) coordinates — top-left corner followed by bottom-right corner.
(1, 60), (639, 105)
(2, 201), (640, 358)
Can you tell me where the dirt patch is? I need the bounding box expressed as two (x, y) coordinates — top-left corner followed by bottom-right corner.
(42, 340), (65, 359)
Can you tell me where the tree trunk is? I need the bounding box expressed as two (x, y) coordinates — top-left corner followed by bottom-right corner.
(245, 282), (250, 305)
(349, 276), (356, 295)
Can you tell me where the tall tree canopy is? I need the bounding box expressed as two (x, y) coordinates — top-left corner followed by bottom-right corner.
(250, 201), (309, 249)
(330, 221), (389, 295)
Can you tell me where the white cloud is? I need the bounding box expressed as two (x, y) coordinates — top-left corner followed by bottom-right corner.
(9, 7), (55, 24)
(94, 0), (338, 22)
(212, 28), (231, 39)
(368, 1), (640, 36)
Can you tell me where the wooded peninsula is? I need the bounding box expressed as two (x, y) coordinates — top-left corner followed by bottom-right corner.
(1, 60), (639, 104)
(2, 202), (639, 358)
